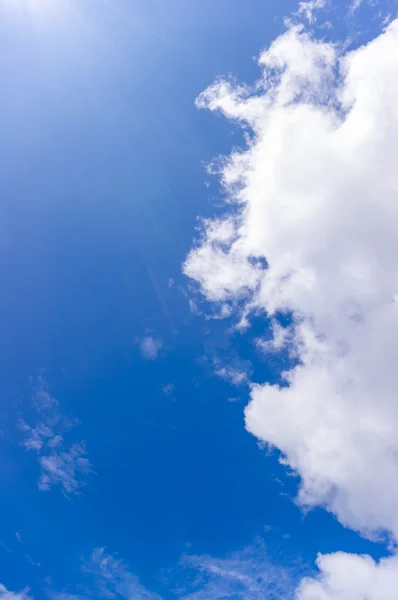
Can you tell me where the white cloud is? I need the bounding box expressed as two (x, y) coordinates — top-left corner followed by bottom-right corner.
(47, 435), (64, 448)
(82, 548), (162, 600)
(182, 544), (398, 600)
(38, 442), (92, 495)
(254, 320), (293, 353)
(178, 542), (298, 600)
(40, 548), (161, 600)
(33, 384), (60, 414)
(184, 20), (398, 544)
(21, 379), (92, 495)
(139, 336), (162, 360)
(350, 0), (363, 13)
(297, 552), (398, 599)
(0, 585), (32, 600)
(210, 353), (253, 387)
(297, 0), (328, 23)
(19, 420), (53, 452)
(214, 365), (248, 386)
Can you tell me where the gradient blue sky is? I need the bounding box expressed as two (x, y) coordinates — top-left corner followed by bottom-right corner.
(0, 1), (396, 598)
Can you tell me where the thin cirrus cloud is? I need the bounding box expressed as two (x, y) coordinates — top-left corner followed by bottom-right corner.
(12, 543), (299, 600)
(184, 16), (398, 597)
(20, 378), (93, 495)
(45, 548), (162, 600)
(0, 548), (160, 600)
(178, 541), (301, 600)
(81, 548), (162, 600)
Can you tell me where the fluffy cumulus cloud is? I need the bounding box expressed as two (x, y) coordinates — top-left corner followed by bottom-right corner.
(186, 17), (398, 542)
(0, 585), (32, 600)
(297, 553), (398, 600)
(185, 18), (398, 597)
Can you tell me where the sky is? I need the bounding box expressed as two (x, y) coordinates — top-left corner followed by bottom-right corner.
(1, 0), (398, 598)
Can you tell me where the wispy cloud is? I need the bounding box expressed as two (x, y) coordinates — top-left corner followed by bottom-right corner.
(349, 0), (363, 13)
(176, 541), (299, 600)
(20, 378), (93, 495)
(139, 336), (163, 360)
(81, 548), (162, 600)
(297, 0), (328, 23)
(5, 542), (310, 600)
(213, 365), (248, 386)
(211, 354), (252, 387)
(0, 584), (32, 600)
(38, 442), (92, 495)
(45, 547), (163, 600)
(0, 537), (41, 569)
(19, 421), (54, 452)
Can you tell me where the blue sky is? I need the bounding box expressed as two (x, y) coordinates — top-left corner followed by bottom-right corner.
(1, 1), (398, 598)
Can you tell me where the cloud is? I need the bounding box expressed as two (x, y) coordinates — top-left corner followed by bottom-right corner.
(82, 548), (162, 600)
(214, 365), (248, 386)
(19, 420), (53, 452)
(161, 383), (175, 396)
(139, 336), (162, 360)
(184, 19), (398, 545)
(9, 543), (398, 600)
(297, 552), (398, 599)
(33, 384), (60, 414)
(38, 442), (92, 495)
(297, 0), (328, 23)
(0, 546), (303, 600)
(207, 351), (253, 387)
(177, 542), (299, 600)
(0, 585), (32, 600)
(45, 548), (162, 600)
(350, 0), (363, 13)
(21, 379), (93, 495)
